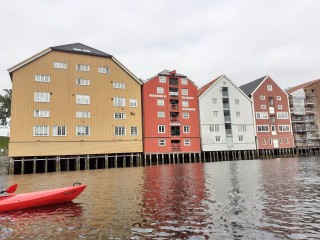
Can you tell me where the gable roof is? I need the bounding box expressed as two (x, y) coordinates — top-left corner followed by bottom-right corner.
(8, 43), (142, 85)
(197, 75), (221, 96)
(145, 69), (196, 86)
(286, 79), (320, 94)
(50, 43), (113, 58)
(239, 75), (267, 97)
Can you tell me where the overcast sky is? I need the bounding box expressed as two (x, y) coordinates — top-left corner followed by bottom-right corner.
(1, 0), (320, 134)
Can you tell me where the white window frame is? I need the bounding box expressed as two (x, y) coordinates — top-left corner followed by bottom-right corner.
(181, 78), (188, 85)
(261, 105), (266, 109)
(35, 74), (50, 83)
(76, 95), (90, 104)
(34, 92), (50, 102)
(184, 139), (191, 146)
(52, 126), (66, 136)
(181, 89), (188, 95)
(213, 111), (218, 117)
(114, 97), (126, 107)
(53, 62), (67, 69)
(238, 125), (247, 132)
(33, 126), (49, 136)
(114, 126), (126, 136)
(236, 112), (240, 117)
(212, 98), (217, 104)
(158, 112), (165, 118)
(159, 76), (166, 83)
(157, 99), (164, 106)
(76, 111), (91, 118)
(238, 135), (243, 142)
(158, 125), (165, 133)
(76, 64), (90, 72)
(183, 125), (190, 133)
(278, 125), (290, 132)
(114, 113), (126, 119)
(157, 87), (164, 94)
(158, 139), (166, 146)
(98, 66), (110, 74)
(235, 99), (240, 105)
(76, 126), (90, 136)
(277, 112), (289, 119)
(113, 82), (126, 89)
(210, 124), (219, 132)
(182, 101), (189, 107)
(182, 112), (189, 119)
(130, 99), (137, 107)
(34, 110), (50, 117)
(277, 96), (281, 100)
(257, 125), (270, 132)
(76, 78), (90, 86)
(256, 112), (268, 119)
(130, 126), (138, 136)
(267, 85), (273, 91)
(260, 95), (265, 100)
(215, 136), (221, 142)
(278, 105), (283, 110)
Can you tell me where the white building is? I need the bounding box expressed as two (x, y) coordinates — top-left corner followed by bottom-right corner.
(198, 75), (256, 151)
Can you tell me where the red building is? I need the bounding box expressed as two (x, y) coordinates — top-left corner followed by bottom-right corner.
(240, 76), (295, 150)
(142, 70), (201, 154)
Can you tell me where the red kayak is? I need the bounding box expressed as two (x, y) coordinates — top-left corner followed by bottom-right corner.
(0, 183), (86, 212)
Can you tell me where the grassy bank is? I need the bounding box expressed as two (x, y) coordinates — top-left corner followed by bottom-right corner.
(0, 136), (9, 148)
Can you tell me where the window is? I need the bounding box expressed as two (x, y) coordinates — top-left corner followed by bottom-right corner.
(76, 111), (90, 118)
(286, 138), (289, 144)
(279, 138), (283, 144)
(263, 139), (266, 145)
(278, 125), (290, 132)
(184, 139), (191, 146)
(76, 126), (90, 136)
(270, 138), (273, 145)
(235, 99), (240, 105)
(34, 110), (49, 117)
(238, 135), (243, 142)
(238, 125), (247, 131)
(256, 112), (268, 119)
(76, 95), (90, 104)
(182, 89), (188, 95)
(182, 101), (189, 107)
(213, 111), (218, 117)
(157, 87), (164, 94)
(257, 125), (270, 132)
(236, 112), (240, 117)
(114, 97), (126, 107)
(260, 95), (265, 100)
(52, 126), (66, 136)
(98, 67), (110, 74)
(210, 124), (219, 132)
(114, 126), (126, 136)
(158, 125), (165, 133)
(35, 74), (50, 83)
(278, 105), (283, 110)
(181, 78), (188, 85)
(130, 99), (137, 107)
(183, 125), (190, 133)
(212, 98), (217, 104)
(159, 76), (166, 83)
(53, 62), (67, 69)
(157, 99), (164, 106)
(158, 139), (166, 146)
(215, 136), (221, 142)
(182, 112), (189, 119)
(76, 78), (90, 86)
(33, 126), (49, 136)
(34, 92), (50, 102)
(76, 64), (90, 72)
(277, 112), (289, 119)
(158, 112), (165, 118)
(267, 85), (273, 91)
(261, 105), (266, 109)
(114, 113), (126, 119)
(131, 126), (138, 136)
(113, 82), (125, 89)
(277, 96), (281, 100)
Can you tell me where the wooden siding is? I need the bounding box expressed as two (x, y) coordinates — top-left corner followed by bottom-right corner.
(9, 51), (143, 157)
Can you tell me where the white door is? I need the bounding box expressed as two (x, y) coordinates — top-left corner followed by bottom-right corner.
(273, 139), (279, 148)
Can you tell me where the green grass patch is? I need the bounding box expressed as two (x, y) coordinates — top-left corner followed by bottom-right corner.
(0, 136), (9, 148)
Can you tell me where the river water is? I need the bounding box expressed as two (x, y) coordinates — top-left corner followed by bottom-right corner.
(0, 157), (320, 239)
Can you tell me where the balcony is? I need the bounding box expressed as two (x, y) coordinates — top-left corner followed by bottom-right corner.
(171, 131), (180, 137)
(171, 144), (181, 152)
(225, 129), (232, 135)
(224, 116), (231, 122)
(169, 91), (179, 97)
(223, 103), (230, 110)
(170, 104), (179, 111)
(291, 116), (305, 122)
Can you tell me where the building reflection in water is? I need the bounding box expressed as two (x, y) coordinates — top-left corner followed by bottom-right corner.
(133, 163), (212, 239)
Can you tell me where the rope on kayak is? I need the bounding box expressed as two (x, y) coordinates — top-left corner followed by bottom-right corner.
(73, 182), (82, 186)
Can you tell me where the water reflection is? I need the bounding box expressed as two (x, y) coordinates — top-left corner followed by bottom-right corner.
(132, 163), (212, 239)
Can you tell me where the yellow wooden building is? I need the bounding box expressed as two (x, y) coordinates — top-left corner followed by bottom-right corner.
(8, 43), (143, 158)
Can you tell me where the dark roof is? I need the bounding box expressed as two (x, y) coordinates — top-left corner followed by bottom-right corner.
(239, 75), (267, 97)
(286, 79), (320, 94)
(158, 69), (187, 78)
(198, 75), (221, 96)
(50, 43), (112, 58)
